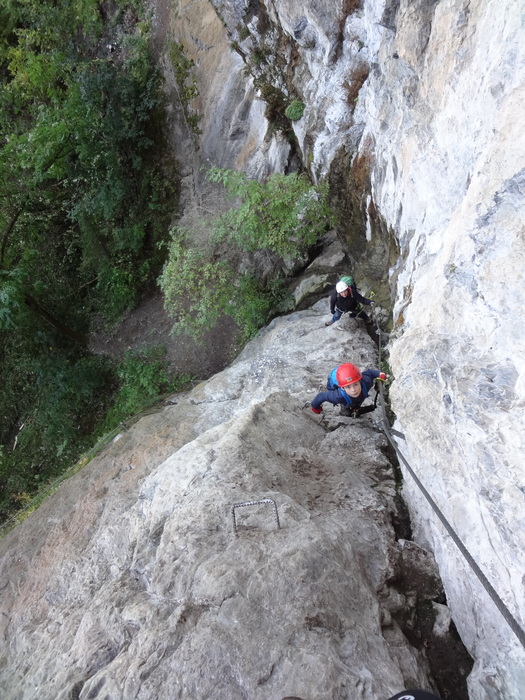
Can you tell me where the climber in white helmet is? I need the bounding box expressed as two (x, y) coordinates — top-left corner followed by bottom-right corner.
(325, 276), (374, 326)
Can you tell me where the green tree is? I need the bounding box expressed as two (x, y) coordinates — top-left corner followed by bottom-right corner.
(206, 166), (333, 256)
(0, 0), (178, 523)
(0, 0), (173, 324)
(159, 232), (238, 340)
(101, 348), (190, 429)
(159, 228), (286, 342)
(159, 168), (333, 341)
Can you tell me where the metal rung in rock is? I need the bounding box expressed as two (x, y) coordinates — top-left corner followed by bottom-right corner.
(231, 499), (280, 533)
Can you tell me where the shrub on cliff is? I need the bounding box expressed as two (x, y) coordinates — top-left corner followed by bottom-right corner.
(159, 168), (333, 341)
(206, 167), (332, 257)
(284, 100), (305, 121)
(159, 232), (284, 342)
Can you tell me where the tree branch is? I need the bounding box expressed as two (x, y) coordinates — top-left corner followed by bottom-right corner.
(24, 294), (87, 346)
(0, 210), (22, 266)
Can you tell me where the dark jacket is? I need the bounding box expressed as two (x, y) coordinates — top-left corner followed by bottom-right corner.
(329, 286), (372, 315)
(311, 369), (380, 411)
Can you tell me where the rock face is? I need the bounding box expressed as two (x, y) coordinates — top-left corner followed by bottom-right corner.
(158, 0), (525, 697)
(1, 295), (446, 699)
(362, 3), (525, 698)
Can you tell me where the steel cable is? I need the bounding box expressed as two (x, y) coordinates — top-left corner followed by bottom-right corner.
(375, 322), (525, 648)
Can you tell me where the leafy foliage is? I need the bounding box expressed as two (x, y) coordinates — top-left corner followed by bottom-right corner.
(0, 335), (189, 521)
(0, 0), (174, 324)
(207, 166), (333, 256)
(0, 0), (179, 523)
(0, 330), (115, 519)
(284, 100), (305, 121)
(159, 232), (238, 340)
(170, 42), (199, 102)
(101, 348), (190, 429)
(160, 168), (333, 342)
(236, 24), (251, 41)
(253, 81), (289, 130)
(231, 275), (285, 339)
(169, 42), (202, 136)
(159, 229), (288, 342)
(0, 270), (25, 330)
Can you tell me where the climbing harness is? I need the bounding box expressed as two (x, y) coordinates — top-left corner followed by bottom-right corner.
(341, 379), (382, 418)
(351, 382), (380, 418)
(374, 321), (525, 649)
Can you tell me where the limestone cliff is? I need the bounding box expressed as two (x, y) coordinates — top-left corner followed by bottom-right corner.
(155, 0), (525, 697)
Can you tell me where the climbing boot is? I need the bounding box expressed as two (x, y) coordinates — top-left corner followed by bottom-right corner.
(325, 320), (333, 326)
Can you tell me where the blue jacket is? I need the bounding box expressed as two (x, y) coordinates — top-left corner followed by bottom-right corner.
(311, 369), (380, 411)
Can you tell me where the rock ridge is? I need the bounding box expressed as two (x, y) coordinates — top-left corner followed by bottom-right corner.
(0, 294), (468, 699)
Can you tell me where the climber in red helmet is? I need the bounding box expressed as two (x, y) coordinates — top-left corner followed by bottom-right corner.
(310, 362), (387, 416)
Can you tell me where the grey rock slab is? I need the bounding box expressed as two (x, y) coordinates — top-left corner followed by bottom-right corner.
(0, 307), (432, 699)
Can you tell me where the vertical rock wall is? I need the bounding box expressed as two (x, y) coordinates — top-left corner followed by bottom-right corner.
(360, 2), (525, 698)
(155, 0), (293, 191)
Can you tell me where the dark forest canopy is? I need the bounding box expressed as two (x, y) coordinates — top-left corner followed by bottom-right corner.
(0, 0), (178, 522)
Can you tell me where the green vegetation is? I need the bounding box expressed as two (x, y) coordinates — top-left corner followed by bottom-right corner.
(284, 100), (305, 121)
(249, 48), (267, 66)
(160, 234), (238, 340)
(237, 25), (251, 41)
(101, 349), (190, 430)
(159, 167), (333, 340)
(169, 41), (202, 136)
(0, 0), (180, 523)
(1, 7), (173, 321)
(254, 82), (289, 130)
(160, 230), (285, 341)
(0, 1), (333, 527)
(207, 166), (332, 256)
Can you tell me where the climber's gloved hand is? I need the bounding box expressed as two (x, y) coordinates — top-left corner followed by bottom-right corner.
(378, 372), (388, 381)
(311, 406), (322, 414)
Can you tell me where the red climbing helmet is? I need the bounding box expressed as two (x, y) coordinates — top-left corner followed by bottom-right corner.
(335, 363), (362, 387)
